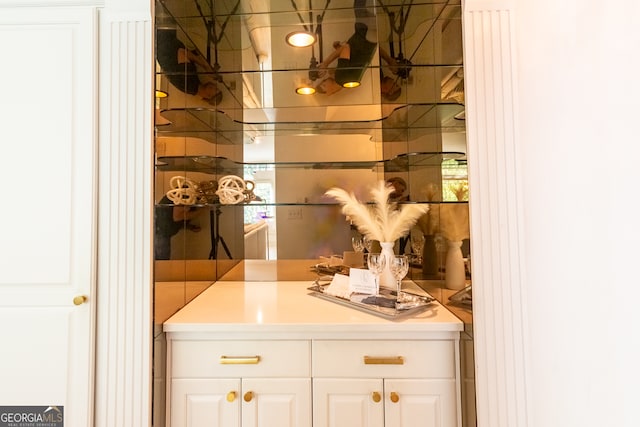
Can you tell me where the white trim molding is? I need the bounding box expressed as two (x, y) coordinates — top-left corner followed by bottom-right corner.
(95, 4), (153, 427)
(462, 1), (530, 427)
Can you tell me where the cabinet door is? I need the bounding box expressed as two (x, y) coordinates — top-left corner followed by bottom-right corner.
(313, 378), (385, 427)
(171, 378), (241, 427)
(384, 379), (458, 427)
(242, 378), (312, 427)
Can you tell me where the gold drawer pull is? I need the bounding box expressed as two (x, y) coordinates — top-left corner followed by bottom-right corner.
(390, 392), (400, 403)
(219, 356), (261, 364)
(244, 391), (254, 402)
(363, 356), (404, 365)
(226, 391), (236, 402)
(372, 391), (382, 403)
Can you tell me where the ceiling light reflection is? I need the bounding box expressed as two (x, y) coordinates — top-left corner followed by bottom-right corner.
(296, 85), (316, 95)
(286, 31), (316, 48)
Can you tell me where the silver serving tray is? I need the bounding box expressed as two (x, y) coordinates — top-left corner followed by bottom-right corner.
(307, 281), (435, 320)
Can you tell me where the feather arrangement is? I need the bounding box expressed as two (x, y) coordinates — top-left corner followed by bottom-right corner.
(439, 204), (469, 241)
(325, 180), (429, 242)
(439, 182), (470, 241)
(414, 182), (469, 241)
(416, 183), (440, 236)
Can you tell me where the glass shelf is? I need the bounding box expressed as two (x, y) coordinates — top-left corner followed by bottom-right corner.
(156, 103), (466, 144)
(156, 151), (465, 174)
(154, 199), (469, 208)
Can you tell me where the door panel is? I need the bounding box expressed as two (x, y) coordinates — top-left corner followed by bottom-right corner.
(384, 379), (458, 427)
(0, 6), (97, 426)
(313, 378), (384, 427)
(171, 379), (241, 427)
(242, 378), (312, 427)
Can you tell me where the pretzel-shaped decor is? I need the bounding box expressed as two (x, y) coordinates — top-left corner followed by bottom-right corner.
(215, 175), (257, 205)
(166, 176), (199, 205)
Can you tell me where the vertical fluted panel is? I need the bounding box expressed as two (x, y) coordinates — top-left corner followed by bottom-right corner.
(95, 11), (153, 427)
(463, 1), (530, 427)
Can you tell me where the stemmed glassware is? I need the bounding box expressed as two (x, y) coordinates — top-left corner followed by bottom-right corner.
(362, 235), (373, 253)
(366, 253), (386, 294)
(388, 255), (410, 304)
(351, 236), (364, 252)
(411, 233), (425, 264)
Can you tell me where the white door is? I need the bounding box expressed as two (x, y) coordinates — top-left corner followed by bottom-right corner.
(242, 378), (312, 427)
(313, 378), (385, 427)
(0, 6), (97, 426)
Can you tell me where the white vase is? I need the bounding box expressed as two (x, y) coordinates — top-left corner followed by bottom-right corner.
(445, 240), (466, 290)
(379, 241), (396, 289)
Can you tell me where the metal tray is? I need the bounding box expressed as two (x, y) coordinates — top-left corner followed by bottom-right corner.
(307, 281), (435, 320)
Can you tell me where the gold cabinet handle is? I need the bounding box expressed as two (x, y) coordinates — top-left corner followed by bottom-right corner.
(226, 391), (236, 402)
(372, 391), (382, 403)
(73, 295), (88, 305)
(363, 356), (404, 365)
(243, 391), (254, 402)
(390, 392), (400, 403)
(219, 356), (261, 364)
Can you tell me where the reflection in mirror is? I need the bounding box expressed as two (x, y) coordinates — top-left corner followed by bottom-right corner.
(154, 0), (466, 266)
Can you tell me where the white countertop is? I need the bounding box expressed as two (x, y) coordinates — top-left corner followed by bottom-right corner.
(164, 281), (463, 339)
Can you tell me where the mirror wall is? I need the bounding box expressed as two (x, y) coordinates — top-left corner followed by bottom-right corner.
(153, 0), (469, 425)
(154, 0), (466, 282)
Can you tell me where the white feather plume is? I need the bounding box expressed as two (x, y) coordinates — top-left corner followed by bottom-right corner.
(325, 180), (429, 242)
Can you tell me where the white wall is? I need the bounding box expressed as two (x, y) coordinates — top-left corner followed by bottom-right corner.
(513, 1), (640, 426)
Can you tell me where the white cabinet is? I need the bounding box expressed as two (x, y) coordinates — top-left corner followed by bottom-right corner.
(384, 379), (458, 427)
(241, 378), (311, 427)
(169, 340), (312, 427)
(171, 378), (311, 427)
(164, 281), (464, 427)
(313, 378), (385, 427)
(314, 378), (457, 427)
(313, 340), (458, 427)
(171, 378), (240, 426)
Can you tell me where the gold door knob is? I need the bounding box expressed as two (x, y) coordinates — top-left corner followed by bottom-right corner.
(390, 392), (400, 403)
(243, 391), (254, 402)
(73, 295), (88, 305)
(226, 391), (236, 402)
(372, 391), (381, 403)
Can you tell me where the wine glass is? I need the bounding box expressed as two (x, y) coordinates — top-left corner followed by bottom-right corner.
(351, 236), (364, 253)
(367, 253), (386, 293)
(388, 255), (410, 304)
(411, 233), (425, 264)
(362, 235), (373, 253)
